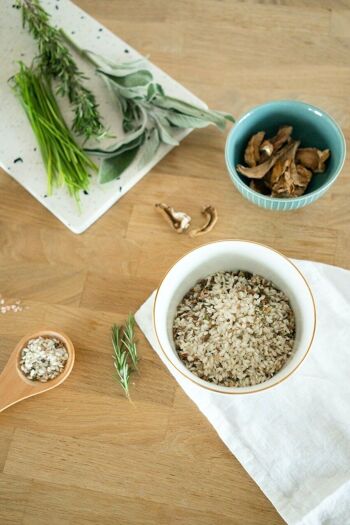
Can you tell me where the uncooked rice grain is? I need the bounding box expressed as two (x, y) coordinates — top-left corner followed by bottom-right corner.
(19, 336), (69, 382)
(173, 271), (296, 387)
(0, 294), (24, 314)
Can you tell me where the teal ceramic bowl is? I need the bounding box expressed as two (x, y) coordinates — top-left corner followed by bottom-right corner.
(225, 100), (346, 210)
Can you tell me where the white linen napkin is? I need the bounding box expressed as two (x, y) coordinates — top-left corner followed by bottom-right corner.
(135, 260), (350, 525)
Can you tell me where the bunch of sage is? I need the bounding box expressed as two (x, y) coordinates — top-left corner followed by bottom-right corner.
(62, 45), (234, 183)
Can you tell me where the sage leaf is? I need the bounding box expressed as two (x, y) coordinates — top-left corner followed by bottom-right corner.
(97, 68), (153, 88)
(86, 51), (146, 75)
(85, 131), (145, 159)
(140, 128), (160, 166)
(217, 111), (235, 123)
(147, 83), (165, 101)
(152, 95), (230, 130)
(99, 145), (140, 183)
(103, 78), (149, 100)
(153, 114), (179, 146)
(165, 111), (210, 129)
(155, 121), (179, 146)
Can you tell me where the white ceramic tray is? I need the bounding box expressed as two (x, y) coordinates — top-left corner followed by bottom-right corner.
(0, 0), (203, 233)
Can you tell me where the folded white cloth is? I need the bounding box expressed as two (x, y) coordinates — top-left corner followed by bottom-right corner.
(135, 260), (350, 525)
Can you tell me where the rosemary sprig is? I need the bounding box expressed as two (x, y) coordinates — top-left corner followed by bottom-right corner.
(112, 324), (131, 399)
(122, 314), (139, 371)
(17, 0), (105, 140)
(111, 316), (139, 399)
(12, 63), (97, 200)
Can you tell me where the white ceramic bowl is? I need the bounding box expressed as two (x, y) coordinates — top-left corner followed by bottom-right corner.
(153, 240), (316, 395)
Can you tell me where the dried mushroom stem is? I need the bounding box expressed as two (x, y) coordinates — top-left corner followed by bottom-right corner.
(155, 203), (191, 233)
(260, 140), (274, 157)
(190, 205), (218, 237)
(260, 126), (293, 158)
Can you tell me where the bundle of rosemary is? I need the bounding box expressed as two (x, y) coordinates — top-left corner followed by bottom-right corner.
(12, 63), (97, 200)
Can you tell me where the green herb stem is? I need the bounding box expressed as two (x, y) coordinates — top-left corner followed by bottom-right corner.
(112, 324), (131, 399)
(111, 316), (139, 399)
(122, 314), (139, 371)
(12, 63), (97, 200)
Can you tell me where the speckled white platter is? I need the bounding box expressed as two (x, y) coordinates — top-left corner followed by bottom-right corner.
(0, 0), (203, 233)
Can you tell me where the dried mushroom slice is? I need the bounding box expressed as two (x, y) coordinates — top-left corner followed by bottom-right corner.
(266, 160), (285, 188)
(296, 148), (330, 173)
(260, 126), (293, 157)
(244, 131), (265, 167)
(315, 149), (331, 173)
(237, 141), (297, 179)
(190, 205), (218, 237)
(286, 161), (299, 194)
(269, 140), (300, 188)
(272, 160), (293, 196)
(293, 164), (313, 196)
(155, 203), (191, 233)
(272, 161), (312, 198)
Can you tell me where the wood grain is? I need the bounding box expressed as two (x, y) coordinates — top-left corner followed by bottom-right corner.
(1, 0), (350, 523)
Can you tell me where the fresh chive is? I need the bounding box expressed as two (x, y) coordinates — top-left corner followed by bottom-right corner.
(12, 63), (97, 201)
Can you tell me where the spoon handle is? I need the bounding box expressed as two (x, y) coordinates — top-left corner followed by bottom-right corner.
(0, 353), (28, 413)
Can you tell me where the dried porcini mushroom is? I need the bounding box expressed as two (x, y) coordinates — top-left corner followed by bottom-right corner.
(260, 140), (274, 157)
(244, 131), (265, 167)
(296, 148), (330, 173)
(155, 203), (191, 233)
(272, 161), (312, 198)
(190, 205), (218, 237)
(272, 160), (297, 196)
(237, 141), (296, 180)
(266, 160), (284, 188)
(238, 127), (330, 199)
(261, 125), (293, 158)
(293, 164), (313, 196)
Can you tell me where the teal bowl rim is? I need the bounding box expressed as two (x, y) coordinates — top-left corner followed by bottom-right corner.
(225, 100), (347, 203)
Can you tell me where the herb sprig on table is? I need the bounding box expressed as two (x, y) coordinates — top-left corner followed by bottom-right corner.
(17, 0), (105, 141)
(112, 315), (139, 399)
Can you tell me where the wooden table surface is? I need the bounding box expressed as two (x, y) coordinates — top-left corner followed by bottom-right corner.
(1, 1), (350, 523)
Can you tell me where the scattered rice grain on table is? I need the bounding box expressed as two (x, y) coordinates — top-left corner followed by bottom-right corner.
(173, 271), (296, 387)
(0, 294), (24, 314)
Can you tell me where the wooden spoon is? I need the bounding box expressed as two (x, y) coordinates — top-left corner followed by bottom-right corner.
(0, 330), (75, 413)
